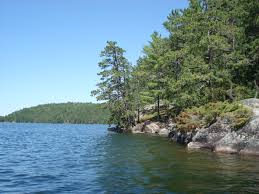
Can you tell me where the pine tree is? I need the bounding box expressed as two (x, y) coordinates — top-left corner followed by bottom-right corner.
(93, 0), (258, 126)
(91, 41), (134, 128)
(135, 32), (170, 120)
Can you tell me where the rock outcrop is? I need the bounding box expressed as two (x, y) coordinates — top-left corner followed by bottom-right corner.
(188, 98), (259, 156)
(188, 118), (231, 150)
(131, 121), (171, 137)
(112, 98), (259, 156)
(145, 122), (161, 134)
(158, 128), (170, 137)
(131, 123), (145, 134)
(169, 130), (193, 144)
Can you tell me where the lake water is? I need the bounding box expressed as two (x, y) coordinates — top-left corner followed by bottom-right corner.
(0, 123), (259, 193)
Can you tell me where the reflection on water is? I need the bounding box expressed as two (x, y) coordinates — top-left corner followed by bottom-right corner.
(99, 133), (259, 193)
(0, 123), (258, 193)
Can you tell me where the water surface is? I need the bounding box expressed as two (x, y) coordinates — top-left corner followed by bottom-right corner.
(0, 123), (258, 193)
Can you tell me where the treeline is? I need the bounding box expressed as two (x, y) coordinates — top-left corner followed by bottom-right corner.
(1, 103), (110, 124)
(92, 0), (259, 127)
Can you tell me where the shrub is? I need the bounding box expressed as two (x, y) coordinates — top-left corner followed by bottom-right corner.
(139, 112), (157, 122)
(176, 101), (252, 132)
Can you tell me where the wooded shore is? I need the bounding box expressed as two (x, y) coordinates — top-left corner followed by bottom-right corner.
(109, 99), (259, 156)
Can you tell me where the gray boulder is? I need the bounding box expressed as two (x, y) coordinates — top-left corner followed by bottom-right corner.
(131, 121), (172, 137)
(189, 119), (232, 150)
(240, 137), (259, 156)
(214, 132), (246, 154)
(145, 122), (160, 134)
(188, 99), (259, 156)
(158, 128), (170, 137)
(239, 115), (259, 137)
(169, 130), (194, 144)
(241, 98), (259, 109)
(188, 142), (212, 150)
(131, 123), (144, 134)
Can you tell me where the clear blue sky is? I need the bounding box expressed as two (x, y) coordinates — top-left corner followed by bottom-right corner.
(0, 0), (188, 116)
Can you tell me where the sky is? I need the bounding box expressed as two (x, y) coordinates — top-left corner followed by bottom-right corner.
(0, 0), (188, 116)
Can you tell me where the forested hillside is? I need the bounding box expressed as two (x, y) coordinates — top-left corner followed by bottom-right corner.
(92, 0), (259, 127)
(2, 103), (109, 124)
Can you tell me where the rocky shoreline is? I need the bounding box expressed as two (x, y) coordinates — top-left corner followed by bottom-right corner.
(112, 98), (259, 156)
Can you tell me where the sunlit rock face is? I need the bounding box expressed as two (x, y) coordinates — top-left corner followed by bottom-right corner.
(129, 98), (259, 156)
(188, 98), (259, 156)
(131, 121), (171, 138)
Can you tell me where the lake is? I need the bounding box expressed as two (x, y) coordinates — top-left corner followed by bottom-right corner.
(0, 123), (258, 193)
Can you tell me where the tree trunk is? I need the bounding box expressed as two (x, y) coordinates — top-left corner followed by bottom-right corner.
(157, 95), (160, 121)
(207, 30), (214, 101)
(255, 80), (259, 98)
(137, 108), (140, 123)
(228, 81), (234, 101)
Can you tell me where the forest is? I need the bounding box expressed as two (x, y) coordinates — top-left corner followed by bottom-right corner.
(92, 0), (259, 128)
(1, 103), (110, 124)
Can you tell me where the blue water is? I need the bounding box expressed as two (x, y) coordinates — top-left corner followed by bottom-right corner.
(0, 123), (259, 193)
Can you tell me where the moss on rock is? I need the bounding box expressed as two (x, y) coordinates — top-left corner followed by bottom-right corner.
(176, 101), (252, 132)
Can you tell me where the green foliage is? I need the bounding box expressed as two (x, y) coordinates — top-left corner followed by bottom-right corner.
(232, 86), (254, 100)
(2, 103), (110, 124)
(134, 32), (170, 106)
(138, 106), (169, 123)
(176, 101), (252, 132)
(139, 113), (157, 123)
(130, 0), (257, 115)
(91, 41), (135, 127)
(93, 1), (258, 129)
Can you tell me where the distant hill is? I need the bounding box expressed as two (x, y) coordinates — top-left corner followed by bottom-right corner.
(1, 103), (110, 124)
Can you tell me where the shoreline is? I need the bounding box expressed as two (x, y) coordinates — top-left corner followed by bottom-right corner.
(111, 98), (259, 157)
(0, 121), (109, 125)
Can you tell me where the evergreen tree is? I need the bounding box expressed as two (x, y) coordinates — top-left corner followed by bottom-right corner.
(91, 41), (134, 128)
(93, 0), (258, 127)
(135, 32), (170, 120)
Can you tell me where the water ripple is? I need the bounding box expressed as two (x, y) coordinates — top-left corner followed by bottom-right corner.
(0, 123), (258, 193)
